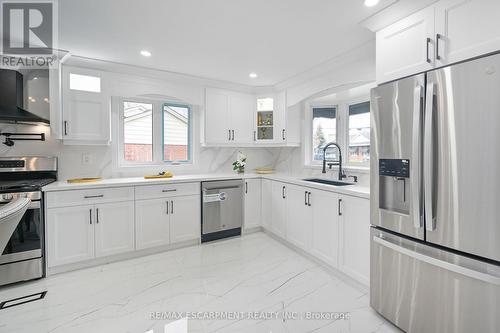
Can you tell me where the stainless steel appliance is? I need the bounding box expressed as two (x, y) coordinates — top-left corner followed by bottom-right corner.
(201, 179), (243, 243)
(370, 52), (500, 332)
(0, 157), (57, 286)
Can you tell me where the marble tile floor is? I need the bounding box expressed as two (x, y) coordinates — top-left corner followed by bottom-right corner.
(0, 233), (401, 333)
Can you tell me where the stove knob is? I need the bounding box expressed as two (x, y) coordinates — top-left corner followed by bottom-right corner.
(2, 194), (13, 201)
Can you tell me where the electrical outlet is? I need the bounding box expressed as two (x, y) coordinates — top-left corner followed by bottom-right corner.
(82, 153), (93, 165)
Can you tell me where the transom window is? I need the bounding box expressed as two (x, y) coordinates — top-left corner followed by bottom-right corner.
(119, 99), (192, 165)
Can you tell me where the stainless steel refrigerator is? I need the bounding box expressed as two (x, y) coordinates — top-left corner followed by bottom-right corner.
(370, 52), (500, 333)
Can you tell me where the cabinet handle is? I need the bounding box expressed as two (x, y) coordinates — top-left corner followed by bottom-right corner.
(96, 208), (99, 224)
(282, 186), (286, 199)
(166, 201), (169, 215)
(231, 130), (235, 141)
(308, 192), (311, 207)
(89, 208), (92, 224)
(64, 121), (68, 136)
(171, 200), (174, 214)
(304, 191), (308, 205)
(84, 194), (104, 199)
(253, 131), (256, 141)
(228, 130), (231, 141)
(282, 129), (285, 140)
(338, 199), (342, 216)
(162, 189), (177, 193)
(245, 182), (248, 194)
(436, 33), (442, 60)
(426, 37), (432, 64)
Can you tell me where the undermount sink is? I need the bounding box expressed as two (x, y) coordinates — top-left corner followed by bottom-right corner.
(302, 178), (354, 186)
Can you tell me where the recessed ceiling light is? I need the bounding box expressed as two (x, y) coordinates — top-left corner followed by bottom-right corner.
(364, 0), (380, 7)
(140, 50), (152, 57)
(249, 73), (258, 78)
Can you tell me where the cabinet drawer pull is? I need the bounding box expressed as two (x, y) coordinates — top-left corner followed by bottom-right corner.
(426, 37), (432, 64)
(64, 121), (68, 136)
(96, 208), (99, 224)
(162, 189), (177, 193)
(228, 130), (231, 141)
(338, 199), (342, 216)
(304, 191), (308, 205)
(282, 186), (286, 199)
(282, 129), (286, 140)
(84, 194), (104, 199)
(171, 200), (174, 214)
(307, 192), (311, 207)
(436, 33), (442, 60)
(245, 182), (248, 194)
(231, 130), (235, 141)
(166, 201), (169, 215)
(89, 208), (92, 224)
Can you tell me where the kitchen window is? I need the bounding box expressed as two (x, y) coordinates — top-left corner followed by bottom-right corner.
(118, 99), (192, 166)
(312, 107), (337, 162)
(307, 99), (370, 168)
(347, 101), (370, 165)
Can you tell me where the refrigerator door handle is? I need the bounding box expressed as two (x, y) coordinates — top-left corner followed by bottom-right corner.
(411, 85), (424, 229)
(424, 82), (436, 231)
(373, 234), (500, 286)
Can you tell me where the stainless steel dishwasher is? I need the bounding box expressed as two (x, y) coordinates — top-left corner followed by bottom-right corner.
(201, 179), (244, 242)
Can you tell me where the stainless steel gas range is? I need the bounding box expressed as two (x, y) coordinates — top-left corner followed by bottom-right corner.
(0, 157), (57, 287)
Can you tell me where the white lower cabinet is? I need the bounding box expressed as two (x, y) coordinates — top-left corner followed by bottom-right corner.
(311, 189), (340, 268)
(136, 195), (200, 249)
(135, 198), (170, 250)
(46, 184), (201, 269)
(47, 205), (95, 267)
(339, 195), (370, 285)
(286, 185), (312, 251)
(244, 179), (262, 229)
(261, 179), (272, 230)
(263, 180), (370, 285)
(270, 181), (287, 238)
(169, 195), (200, 243)
(94, 201), (135, 258)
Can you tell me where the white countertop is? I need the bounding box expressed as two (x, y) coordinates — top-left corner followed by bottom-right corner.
(43, 173), (370, 199)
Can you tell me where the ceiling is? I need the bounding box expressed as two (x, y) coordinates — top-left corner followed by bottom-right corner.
(59, 0), (392, 86)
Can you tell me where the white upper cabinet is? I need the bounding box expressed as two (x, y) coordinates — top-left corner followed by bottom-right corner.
(376, 6), (435, 83)
(377, 0), (500, 83)
(435, 0), (500, 66)
(61, 66), (110, 144)
(204, 88), (253, 145)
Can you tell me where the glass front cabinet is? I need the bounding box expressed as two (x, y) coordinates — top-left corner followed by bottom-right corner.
(254, 92), (286, 144)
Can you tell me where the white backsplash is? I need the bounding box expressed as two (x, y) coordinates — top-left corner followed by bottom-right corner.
(0, 123), (369, 187)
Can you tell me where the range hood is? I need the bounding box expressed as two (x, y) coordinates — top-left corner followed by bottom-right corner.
(0, 69), (49, 124)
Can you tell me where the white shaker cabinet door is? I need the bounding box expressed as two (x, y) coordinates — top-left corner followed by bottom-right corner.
(311, 189), (340, 268)
(339, 195), (370, 285)
(205, 88), (230, 144)
(244, 179), (262, 229)
(271, 181), (287, 239)
(94, 201), (135, 258)
(47, 205), (95, 267)
(435, 0), (500, 66)
(285, 185), (312, 251)
(376, 6), (435, 83)
(170, 195), (200, 244)
(135, 198), (171, 250)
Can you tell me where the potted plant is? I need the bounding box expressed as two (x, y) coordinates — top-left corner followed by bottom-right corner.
(232, 151), (247, 173)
